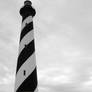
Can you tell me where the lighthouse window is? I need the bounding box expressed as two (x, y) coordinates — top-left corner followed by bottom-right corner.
(23, 70), (26, 76)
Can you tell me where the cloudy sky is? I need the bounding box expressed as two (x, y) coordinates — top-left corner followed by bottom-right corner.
(1, 0), (92, 92)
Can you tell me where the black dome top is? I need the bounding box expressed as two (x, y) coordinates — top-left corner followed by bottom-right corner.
(20, 0), (36, 21)
(24, 0), (32, 6)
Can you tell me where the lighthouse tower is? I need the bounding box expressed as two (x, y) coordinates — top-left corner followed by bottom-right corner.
(14, 0), (38, 92)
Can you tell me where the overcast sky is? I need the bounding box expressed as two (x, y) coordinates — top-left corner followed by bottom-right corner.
(0, 0), (92, 92)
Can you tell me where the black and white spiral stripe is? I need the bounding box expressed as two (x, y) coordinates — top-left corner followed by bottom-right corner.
(15, 15), (38, 92)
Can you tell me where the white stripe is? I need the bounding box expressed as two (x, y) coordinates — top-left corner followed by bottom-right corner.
(19, 30), (34, 54)
(22, 16), (33, 30)
(15, 53), (36, 91)
(34, 87), (38, 92)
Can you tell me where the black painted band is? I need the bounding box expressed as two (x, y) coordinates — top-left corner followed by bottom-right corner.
(16, 40), (35, 73)
(16, 67), (37, 92)
(20, 22), (33, 42)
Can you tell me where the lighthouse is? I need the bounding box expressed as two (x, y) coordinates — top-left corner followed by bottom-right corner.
(14, 0), (38, 92)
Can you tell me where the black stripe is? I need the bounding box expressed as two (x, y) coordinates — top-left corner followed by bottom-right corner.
(16, 40), (35, 73)
(16, 67), (37, 92)
(22, 15), (33, 22)
(20, 22), (33, 42)
(22, 15), (30, 22)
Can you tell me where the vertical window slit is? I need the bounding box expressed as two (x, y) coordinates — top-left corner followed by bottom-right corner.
(24, 70), (26, 76)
